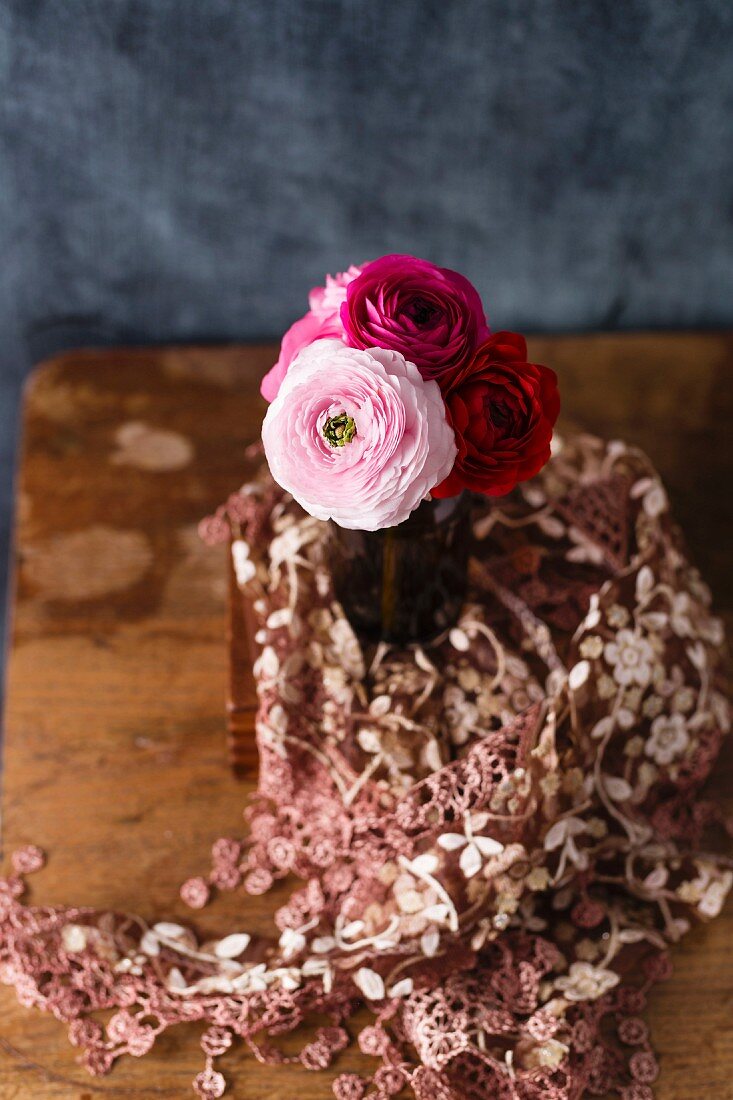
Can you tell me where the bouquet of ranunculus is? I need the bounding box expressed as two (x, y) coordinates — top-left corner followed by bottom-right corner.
(261, 254), (560, 531)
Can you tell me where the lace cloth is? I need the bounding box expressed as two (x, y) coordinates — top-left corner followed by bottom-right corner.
(1, 432), (730, 1100)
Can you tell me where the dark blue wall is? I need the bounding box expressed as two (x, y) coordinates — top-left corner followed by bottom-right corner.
(1, 0), (732, 643)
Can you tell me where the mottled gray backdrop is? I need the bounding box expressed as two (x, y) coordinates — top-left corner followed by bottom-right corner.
(0, 0), (732, 651)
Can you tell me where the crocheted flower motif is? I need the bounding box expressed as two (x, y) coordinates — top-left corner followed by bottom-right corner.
(193, 1067), (226, 1099)
(603, 629), (655, 687)
(645, 713), (690, 765)
(333, 1074), (367, 1100)
(553, 961), (620, 1002)
(11, 846), (45, 874)
(373, 1065), (407, 1094)
(201, 1027), (233, 1057)
(437, 813), (504, 878)
(571, 898), (607, 928)
(180, 876), (210, 909)
(621, 1085), (655, 1100)
(618, 1017), (649, 1046)
(357, 1025), (390, 1056)
(629, 1051), (659, 1083)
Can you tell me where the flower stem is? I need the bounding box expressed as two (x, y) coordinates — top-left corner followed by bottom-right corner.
(381, 528), (398, 639)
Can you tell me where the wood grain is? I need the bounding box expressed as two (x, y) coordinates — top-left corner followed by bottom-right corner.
(1, 335), (731, 1099)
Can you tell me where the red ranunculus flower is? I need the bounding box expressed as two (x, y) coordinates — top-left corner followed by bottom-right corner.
(340, 254), (489, 381)
(433, 331), (560, 498)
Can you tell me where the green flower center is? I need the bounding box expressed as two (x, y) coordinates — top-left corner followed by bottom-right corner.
(323, 412), (357, 448)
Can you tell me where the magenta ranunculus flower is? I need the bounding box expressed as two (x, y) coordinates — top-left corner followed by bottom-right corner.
(340, 254), (489, 382)
(260, 266), (363, 402)
(261, 340), (457, 530)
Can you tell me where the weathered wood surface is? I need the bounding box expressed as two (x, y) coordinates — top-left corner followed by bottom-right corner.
(1, 334), (731, 1098)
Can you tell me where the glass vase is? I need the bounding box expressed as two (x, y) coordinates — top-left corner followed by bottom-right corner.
(329, 494), (471, 645)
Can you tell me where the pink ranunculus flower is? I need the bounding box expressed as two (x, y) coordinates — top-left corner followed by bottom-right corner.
(260, 311), (341, 403)
(308, 264), (363, 318)
(261, 340), (457, 531)
(340, 254), (489, 383)
(260, 265), (364, 402)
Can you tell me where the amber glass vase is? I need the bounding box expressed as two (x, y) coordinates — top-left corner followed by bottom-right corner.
(329, 494), (471, 645)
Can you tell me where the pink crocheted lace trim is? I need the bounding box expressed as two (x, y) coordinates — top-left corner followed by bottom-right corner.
(1, 432), (730, 1100)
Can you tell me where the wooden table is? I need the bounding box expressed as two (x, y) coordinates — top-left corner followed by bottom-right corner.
(1, 335), (732, 1098)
